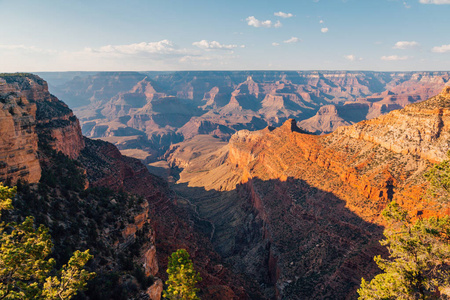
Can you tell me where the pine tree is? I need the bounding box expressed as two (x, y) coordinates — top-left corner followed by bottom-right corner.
(358, 155), (450, 300)
(163, 249), (202, 300)
(358, 202), (450, 299)
(0, 183), (95, 299)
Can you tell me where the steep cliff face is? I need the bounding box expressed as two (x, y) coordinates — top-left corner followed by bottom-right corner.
(337, 86), (450, 163)
(1, 74), (85, 160)
(0, 76), (41, 184)
(166, 88), (450, 299)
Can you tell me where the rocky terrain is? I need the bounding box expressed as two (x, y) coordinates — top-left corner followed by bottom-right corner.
(38, 71), (450, 162)
(0, 74), (261, 300)
(164, 87), (450, 299)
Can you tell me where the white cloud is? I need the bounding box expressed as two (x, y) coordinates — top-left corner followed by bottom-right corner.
(319, 20), (324, 24)
(274, 11), (293, 18)
(344, 54), (355, 61)
(321, 27), (329, 33)
(0, 40), (244, 71)
(192, 40), (238, 50)
(381, 55), (411, 61)
(272, 42), (280, 46)
(344, 54), (363, 61)
(87, 40), (185, 56)
(246, 16), (272, 28)
(284, 37), (300, 43)
(393, 41), (419, 49)
(419, 0), (450, 4)
(432, 44), (450, 53)
(246, 16), (281, 28)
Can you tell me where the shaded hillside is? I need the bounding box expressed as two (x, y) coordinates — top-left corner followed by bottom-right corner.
(38, 71), (450, 162)
(164, 87), (450, 299)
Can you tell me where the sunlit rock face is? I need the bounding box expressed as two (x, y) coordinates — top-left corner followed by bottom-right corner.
(0, 77), (41, 184)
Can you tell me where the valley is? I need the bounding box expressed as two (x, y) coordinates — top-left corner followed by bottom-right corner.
(3, 0), (450, 298)
(1, 72), (449, 299)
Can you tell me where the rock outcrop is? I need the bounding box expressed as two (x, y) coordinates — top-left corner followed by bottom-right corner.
(147, 279), (163, 300)
(338, 86), (450, 163)
(0, 76), (41, 184)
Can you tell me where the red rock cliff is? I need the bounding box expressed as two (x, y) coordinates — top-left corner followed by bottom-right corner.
(0, 77), (41, 184)
(0, 74), (86, 184)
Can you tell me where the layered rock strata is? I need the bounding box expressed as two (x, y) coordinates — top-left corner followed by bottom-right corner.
(37, 71), (450, 162)
(0, 74), (85, 186)
(0, 77), (41, 184)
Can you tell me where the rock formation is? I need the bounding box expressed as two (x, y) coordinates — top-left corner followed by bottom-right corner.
(0, 77), (41, 184)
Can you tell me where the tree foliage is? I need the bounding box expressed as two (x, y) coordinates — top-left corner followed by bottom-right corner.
(424, 151), (450, 204)
(358, 202), (450, 299)
(0, 183), (95, 299)
(359, 154), (450, 300)
(163, 249), (202, 300)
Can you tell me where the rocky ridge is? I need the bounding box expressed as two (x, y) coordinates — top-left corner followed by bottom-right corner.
(0, 76), (41, 184)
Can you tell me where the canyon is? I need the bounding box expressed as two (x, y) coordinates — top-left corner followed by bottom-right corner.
(163, 86), (450, 298)
(1, 72), (449, 299)
(0, 74), (258, 299)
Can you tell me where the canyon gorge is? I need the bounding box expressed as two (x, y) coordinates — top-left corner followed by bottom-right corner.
(1, 72), (449, 299)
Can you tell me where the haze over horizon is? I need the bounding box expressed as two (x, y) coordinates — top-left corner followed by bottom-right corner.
(1, 0), (450, 72)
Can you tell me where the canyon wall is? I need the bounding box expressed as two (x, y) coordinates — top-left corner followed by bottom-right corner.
(0, 76), (41, 184)
(0, 74), (85, 187)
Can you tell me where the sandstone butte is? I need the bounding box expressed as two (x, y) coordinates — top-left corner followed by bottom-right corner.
(0, 74), (259, 300)
(165, 86), (450, 299)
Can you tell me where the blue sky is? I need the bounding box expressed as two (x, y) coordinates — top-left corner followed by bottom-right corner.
(0, 0), (449, 72)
